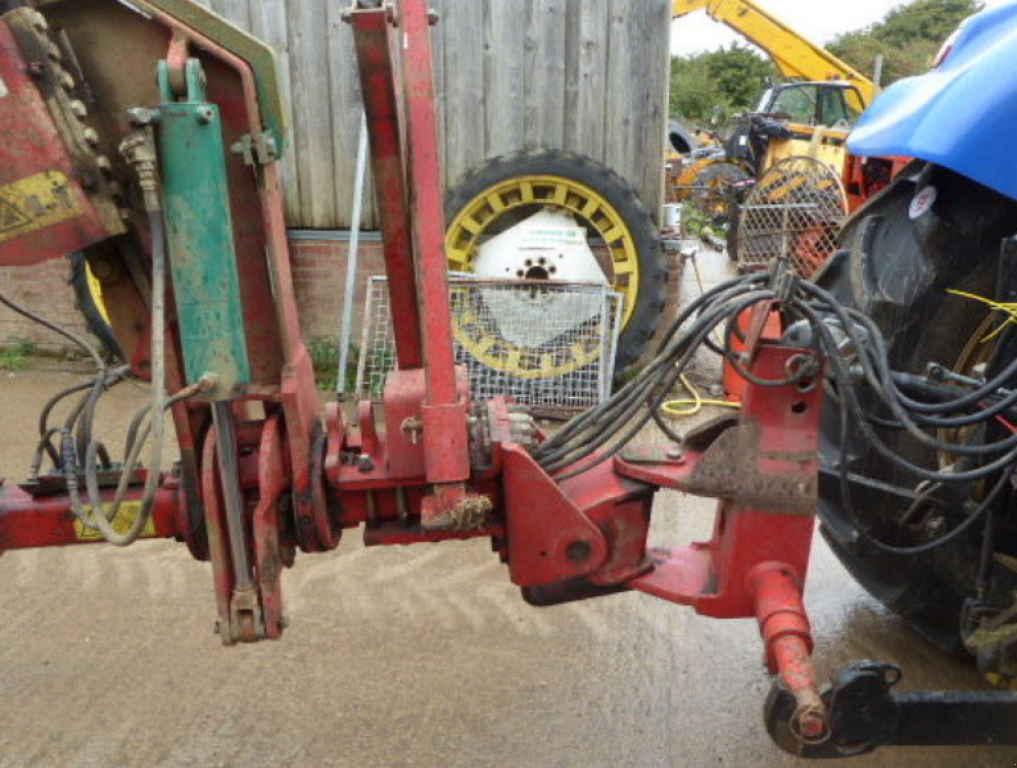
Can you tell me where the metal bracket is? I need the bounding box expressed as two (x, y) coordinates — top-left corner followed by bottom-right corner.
(231, 131), (279, 166)
(766, 661), (1017, 757)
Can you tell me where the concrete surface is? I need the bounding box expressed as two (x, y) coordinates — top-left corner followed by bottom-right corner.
(0, 247), (1013, 767)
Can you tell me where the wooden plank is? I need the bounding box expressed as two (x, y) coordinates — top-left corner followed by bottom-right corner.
(285, 0), (337, 228)
(324, 1), (377, 230)
(563, 0), (609, 160)
(603, 0), (669, 218)
(636, 0), (672, 221)
(249, 0), (301, 223)
(604, 0), (638, 191)
(483, 0), (524, 158)
(209, 0), (251, 29)
(440, 0), (486, 187)
(523, 0), (567, 151)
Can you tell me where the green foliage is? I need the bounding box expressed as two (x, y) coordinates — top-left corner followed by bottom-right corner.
(828, 0), (984, 84)
(308, 337), (359, 392)
(0, 339), (35, 372)
(670, 44), (777, 122)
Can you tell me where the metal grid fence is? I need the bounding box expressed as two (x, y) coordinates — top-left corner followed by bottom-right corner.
(735, 156), (847, 279)
(356, 275), (623, 409)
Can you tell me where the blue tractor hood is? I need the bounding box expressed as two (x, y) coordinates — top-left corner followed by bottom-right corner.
(849, 1), (1017, 203)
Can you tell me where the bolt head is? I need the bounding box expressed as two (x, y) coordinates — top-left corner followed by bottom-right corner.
(196, 106), (215, 125)
(126, 107), (155, 127)
(566, 540), (592, 563)
(357, 453), (375, 473)
(926, 516), (947, 538)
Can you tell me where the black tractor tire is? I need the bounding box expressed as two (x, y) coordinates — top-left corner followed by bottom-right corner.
(67, 251), (123, 360)
(815, 162), (1017, 654)
(444, 150), (666, 372)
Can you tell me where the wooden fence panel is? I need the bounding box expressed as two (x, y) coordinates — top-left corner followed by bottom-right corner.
(484, 1), (525, 159)
(192, 0), (670, 229)
(440, 0), (487, 188)
(247, 0), (301, 222)
(523, 0), (567, 151)
(563, 0), (610, 160)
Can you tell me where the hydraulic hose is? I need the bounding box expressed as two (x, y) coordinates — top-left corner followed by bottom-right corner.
(72, 210), (168, 545)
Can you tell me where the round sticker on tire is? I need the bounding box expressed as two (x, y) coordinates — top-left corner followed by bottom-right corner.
(910, 186), (937, 220)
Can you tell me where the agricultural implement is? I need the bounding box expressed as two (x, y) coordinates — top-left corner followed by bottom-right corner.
(3, 0), (1017, 757)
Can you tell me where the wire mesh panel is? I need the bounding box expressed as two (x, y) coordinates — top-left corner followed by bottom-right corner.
(735, 156), (847, 278)
(356, 276), (624, 409)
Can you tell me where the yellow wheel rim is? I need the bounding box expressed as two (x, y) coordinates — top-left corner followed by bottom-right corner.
(940, 313), (998, 467)
(445, 175), (638, 378)
(86, 263), (110, 324)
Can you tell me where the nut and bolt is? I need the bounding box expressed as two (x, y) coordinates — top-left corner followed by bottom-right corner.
(401, 416), (424, 445)
(58, 69), (76, 92)
(126, 106), (157, 127)
(357, 453), (375, 473)
(96, 155), (113, 176)
(31, 11), (49, 33)
(82, 127), (99, 146)
(666, 447), (686, 464)
(69, 99), (88, 119)
(566, 540), (592, 563)
(196, 106), (215, 125)
(926, 516), (947, 538)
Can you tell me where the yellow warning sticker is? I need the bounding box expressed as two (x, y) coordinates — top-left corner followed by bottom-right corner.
(73, 500), (158, 542)
(0, 170), (82, 244)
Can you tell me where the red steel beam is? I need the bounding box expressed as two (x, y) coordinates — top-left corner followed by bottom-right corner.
(399, 0), (470, 490)
(349, 6), (425, 371)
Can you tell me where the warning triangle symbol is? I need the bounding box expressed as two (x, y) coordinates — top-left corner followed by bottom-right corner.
(0, 197), (29, 233)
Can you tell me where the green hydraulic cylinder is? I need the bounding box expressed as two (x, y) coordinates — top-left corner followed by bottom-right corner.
(155, 58), (250, 398)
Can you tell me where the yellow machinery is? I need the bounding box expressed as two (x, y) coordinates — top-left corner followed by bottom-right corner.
(671, 0), (878, 211)
(672, 0), (875, 110)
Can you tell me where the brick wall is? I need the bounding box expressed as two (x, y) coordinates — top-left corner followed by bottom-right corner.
(289, 238), (386, 345)
(0, 257), (91, 354)
(0, 236), (683, 361)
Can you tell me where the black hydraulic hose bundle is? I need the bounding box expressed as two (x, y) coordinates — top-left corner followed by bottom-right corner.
(533, 265), (1017, 556)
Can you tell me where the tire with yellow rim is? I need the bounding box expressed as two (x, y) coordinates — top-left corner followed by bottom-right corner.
(445, 150), (666, 373)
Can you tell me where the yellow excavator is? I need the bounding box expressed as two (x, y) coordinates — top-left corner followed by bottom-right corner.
(671, 0), (878, 214)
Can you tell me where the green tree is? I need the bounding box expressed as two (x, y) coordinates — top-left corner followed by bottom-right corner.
(829, 0), (984, 84)
(670, 44), (776, 123)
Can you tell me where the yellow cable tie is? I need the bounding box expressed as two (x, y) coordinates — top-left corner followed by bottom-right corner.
(661, 373), (741, 418)
(947, 289), (1017, 343)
